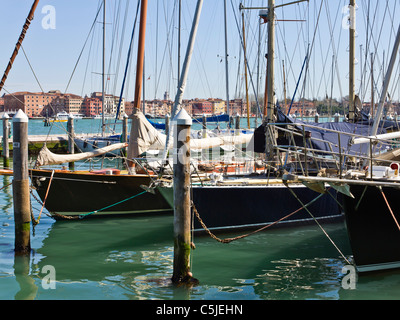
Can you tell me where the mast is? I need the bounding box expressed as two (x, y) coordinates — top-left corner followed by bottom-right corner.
(266, 0), (275, 122)
(283, 60), (287, 114)
(133, 0), (148, 112)
(224, 0), (230, 122)
(101, 0), (106, 136)
(370, 22), (400, 136)
(127, 0), (148, 169)
(242, 11), (250, 129)
(370, 53), (374, 117)
(0, 0), (40, 94)
(348, 0), (356, 122)
(178, 0), (182, 85)
(162, 0), (204, 161)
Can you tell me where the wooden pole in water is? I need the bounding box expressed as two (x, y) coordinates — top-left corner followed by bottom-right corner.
(235, 113), (240, 135)
(165, 113), (170, 137)
(2, 113), (10, 169)
(12, 110), (31, 255)
(202, 114), (207, 138)
(67, 115), (75, 170)
(122, 114), (128, 158)
(172, 108), (198, 285)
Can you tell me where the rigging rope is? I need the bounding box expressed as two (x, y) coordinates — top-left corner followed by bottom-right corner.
(283, 182), (351, 265)
(378, 186), (400, 232)
(65, 2), (103, 94)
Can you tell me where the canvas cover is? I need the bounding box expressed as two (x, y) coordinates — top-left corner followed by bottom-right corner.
(35, 143), (127, 166)
(129, 109), (253, 157)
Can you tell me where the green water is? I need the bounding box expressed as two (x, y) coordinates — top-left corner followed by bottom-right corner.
(2, 161), (400, 301)
(2, 118), (400, 301)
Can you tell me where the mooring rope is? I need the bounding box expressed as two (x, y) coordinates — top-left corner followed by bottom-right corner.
(0, 181), (13, 191)
(78, 190), (148, 219)
(378, 186), (400, 232)
(191, 190), (327, 244)
(30, 186), (148, 220)
(34, 170), (55, 225)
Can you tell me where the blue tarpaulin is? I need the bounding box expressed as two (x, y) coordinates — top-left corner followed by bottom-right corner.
(146, 114), (230, 130)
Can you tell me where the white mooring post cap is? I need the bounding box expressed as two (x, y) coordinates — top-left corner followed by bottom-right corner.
(2, 113), (9, 119)
(13, 109), (28, 123)
(173, 108), (192, 126)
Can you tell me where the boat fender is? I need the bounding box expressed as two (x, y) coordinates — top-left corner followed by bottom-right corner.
(390, 162), (399, 176)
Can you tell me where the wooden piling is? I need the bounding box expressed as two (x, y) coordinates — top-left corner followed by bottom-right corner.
(122, 114), (128, 158)
(2, 113), (10, 169)
(67, 115), (75, 170)
(165, 113), (170, 137)
(172, 108), (198, 285)
(235, 113), (240, 135)
(12, 110), (31, 255)
(202, 114), (207, 138)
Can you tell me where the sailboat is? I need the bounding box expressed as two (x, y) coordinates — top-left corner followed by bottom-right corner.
(29, 0), (175, 218)
(29, 0), (237, 217)
(155, 0), (345, 233)
(273, 16), (400, 273)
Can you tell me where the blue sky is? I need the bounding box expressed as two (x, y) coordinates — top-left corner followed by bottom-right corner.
(1, 0), (399, 105)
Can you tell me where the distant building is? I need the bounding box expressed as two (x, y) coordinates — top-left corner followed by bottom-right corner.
(288, 99), (316, 117)
(3, 91), (63, 117)
(0, 96), (4, 112)
(91, 92), (125, 117)
(81, 96), (102, 117)
(229, 99), (244, 116)
(192, 99), (212, 115)
(208, 98), (226, 114)
(182, 99), (192, 115)
(65, 94), (84, 115)
(124, 101), (135, 116)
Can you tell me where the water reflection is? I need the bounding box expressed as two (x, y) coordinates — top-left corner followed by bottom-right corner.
(35, 215), (177, 298)
(13, 255), (38, 300)
(1, 175), (12, 214)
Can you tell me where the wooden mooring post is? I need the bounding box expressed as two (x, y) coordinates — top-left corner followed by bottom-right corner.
(67, 115), (75, 170)
(2, 113), (10, 169)
(122, 114), (128, 158)
(172, 108), (198, 286)
(12, 110), (31, 255)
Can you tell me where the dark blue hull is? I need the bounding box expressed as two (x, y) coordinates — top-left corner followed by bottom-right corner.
(343, 184), (400, 272)
(191, 183), (343, 233)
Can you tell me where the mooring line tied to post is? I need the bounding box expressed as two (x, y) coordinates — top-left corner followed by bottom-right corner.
(191, 190), (327, 244)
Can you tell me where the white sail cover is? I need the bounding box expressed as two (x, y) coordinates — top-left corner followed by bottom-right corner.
(130, 110), (253, 157)
(35, 143), (127, 167)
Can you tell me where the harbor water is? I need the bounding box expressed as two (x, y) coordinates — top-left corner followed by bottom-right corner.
(1, 118), (400, 301)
